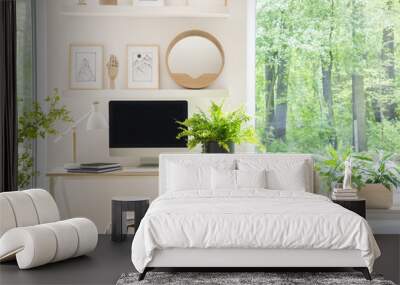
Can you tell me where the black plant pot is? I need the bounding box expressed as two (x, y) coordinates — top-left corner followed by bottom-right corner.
(203, 141), (235, 153)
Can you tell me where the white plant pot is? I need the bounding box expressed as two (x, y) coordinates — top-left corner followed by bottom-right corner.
(358, 184), (393, 209)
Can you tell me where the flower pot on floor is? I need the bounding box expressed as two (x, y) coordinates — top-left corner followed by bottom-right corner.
(358, 184), (393, 209)
(203, 141), (234, 153)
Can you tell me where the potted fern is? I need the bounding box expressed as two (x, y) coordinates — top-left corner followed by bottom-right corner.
(355, 151), (400, 209)
(176, 101), (257, 153)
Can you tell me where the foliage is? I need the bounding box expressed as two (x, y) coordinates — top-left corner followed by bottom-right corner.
(314, 145), (364, 191)
(354, 151), (400, 190)
(18, 91), (73, 189)
(256, 0), (400, 155)
(315, 146), (400, 192)
(176, 101), (258, 151)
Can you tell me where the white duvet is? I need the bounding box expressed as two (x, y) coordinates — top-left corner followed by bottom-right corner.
(131, 190), (380, 273)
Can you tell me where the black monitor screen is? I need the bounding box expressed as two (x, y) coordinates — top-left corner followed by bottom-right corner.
(109, 101), (188, 148)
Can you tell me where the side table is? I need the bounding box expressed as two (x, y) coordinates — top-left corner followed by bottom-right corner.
(332, 198), (366, 218)
(112, 196), (150, 242)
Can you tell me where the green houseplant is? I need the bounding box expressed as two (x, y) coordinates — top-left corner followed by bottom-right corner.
(355, 151), (400, 209)
(176, 101), (257, 153)
(314, 145), (364, 192)
(18, 89), (72, 189)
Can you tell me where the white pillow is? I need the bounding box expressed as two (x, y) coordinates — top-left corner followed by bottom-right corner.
(266, 163), (306, 191)
(211, 169), (268, 191)
(211, 168), (237, 191)
(236, 169), (267, 189)
(237, 158), (308, 191)
(167, 163), (211, 191)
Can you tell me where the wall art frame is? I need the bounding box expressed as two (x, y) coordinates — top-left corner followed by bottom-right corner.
(127, 45), (159, 89)
(69, 44), (104, 90)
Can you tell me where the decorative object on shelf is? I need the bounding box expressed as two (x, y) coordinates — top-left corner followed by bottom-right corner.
(127, 45), (159, 89)
(176, 101), (257, 153)
(166, 30), (225, 89)
(355, 150), (400, 209)
(99, 0), (117, 5)
(69, 45), (104, 90)
(314, 146), (364, 192)
(343, 159), (352, 190)
(54, 101), (108, 168)
(133, 0), (164, 6)
(331, 184), (359, 200)
(77, 0), (87, 5)
(107, 54), (119, 89)
(17, 88), (73, 189)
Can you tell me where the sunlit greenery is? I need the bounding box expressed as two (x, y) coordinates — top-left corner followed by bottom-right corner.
(256, 0), (400, 154)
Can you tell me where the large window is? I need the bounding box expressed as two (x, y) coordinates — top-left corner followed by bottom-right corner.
(256, 0), (400, 154)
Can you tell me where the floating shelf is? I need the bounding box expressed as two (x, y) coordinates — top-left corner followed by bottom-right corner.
(61, 5), (229, 19)
(62, 89), (229, 99)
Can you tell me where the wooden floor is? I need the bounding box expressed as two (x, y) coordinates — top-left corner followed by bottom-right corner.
(0, 235), (399, 285)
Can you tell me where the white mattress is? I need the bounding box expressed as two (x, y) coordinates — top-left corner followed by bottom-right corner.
(131, 190), (380, 273)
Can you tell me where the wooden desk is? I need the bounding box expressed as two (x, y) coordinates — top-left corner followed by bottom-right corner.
(47, 167), (158, 194)
(46, 167), (158, 222)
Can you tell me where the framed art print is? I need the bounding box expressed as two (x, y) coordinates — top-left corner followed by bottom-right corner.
(127, 45), (159, 89)
(69, 45), (103, 90)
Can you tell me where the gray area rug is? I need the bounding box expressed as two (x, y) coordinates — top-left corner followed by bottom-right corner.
(116, 272), (396, 285)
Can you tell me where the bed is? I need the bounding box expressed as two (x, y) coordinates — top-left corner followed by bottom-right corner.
(131, 154), (380, 280)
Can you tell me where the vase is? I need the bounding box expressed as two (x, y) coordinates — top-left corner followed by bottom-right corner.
(202, 141), (234, 153)
(358, 184), (393, 209)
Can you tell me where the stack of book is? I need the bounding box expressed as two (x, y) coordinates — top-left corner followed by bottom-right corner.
(65, 163), (122, 173)
(331, 188), (358, 200)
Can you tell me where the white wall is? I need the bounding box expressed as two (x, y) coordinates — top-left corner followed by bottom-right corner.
(42, 0), (254, 170)
(38, 0), (255, 231)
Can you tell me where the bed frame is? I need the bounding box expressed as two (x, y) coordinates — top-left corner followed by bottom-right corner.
(139, 248), (371, 280)
(138, 154), (372, 281)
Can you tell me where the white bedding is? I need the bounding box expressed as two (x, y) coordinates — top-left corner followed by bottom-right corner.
(131, 190), (380, 273)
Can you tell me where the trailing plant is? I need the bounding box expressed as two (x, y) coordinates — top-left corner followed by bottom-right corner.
(176, 101), (258, 151)
(18, 89), (73, 189)
(314, 145), (364, 191)
(354, 151), (400, 191)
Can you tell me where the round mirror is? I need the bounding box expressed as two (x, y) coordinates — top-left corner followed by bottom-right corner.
(166, 30), (225, 89)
